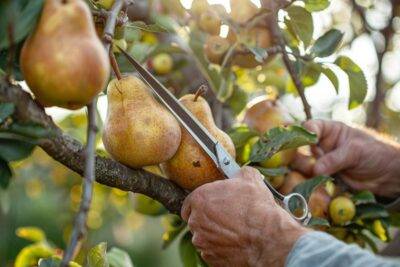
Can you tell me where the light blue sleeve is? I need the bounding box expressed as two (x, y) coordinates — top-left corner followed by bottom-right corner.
(285, 231), (400, 267)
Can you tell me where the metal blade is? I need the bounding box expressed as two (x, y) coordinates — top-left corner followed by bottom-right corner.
(117, 46), (221, 165)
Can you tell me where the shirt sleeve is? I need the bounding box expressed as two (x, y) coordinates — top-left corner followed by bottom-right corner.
(285, 231), (400, 267)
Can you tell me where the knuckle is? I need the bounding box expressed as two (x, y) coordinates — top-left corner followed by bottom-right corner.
(192, 234), (204, 248)
(187, 216), (199, 230)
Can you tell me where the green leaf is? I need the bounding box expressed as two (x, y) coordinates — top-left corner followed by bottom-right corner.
(179, 232), (198, 267)
(228, 126), (259, 149)
(250, 126), (318, 162)
(359, 231), (378, 253)
(0, 0), (45, 50)
(334, 56), (367, 109)
(87, 242), (109, 267)
(0, 159), (12, 189)
(389, 212), (400, 227)
(292, 175), (333, 200)
(352, 190), (376, 205)
(302, 62), (321, 87)
(217, 68), (235, 101)
(303, 0), (331, 12)
(146, 44), (186, 59)
(107, 247), (134, 267)
(38, 257), (59, 267)
(0, 102), (15, 123)
(0, 138), (36, 161)
(226, 85), (248, 115)
(311, 29), (343, 57)
(355, 203), (389, 220)
(286, 6), (314, 48)
(126, 21), (169, 33)
(247, 46), (268, 63)
(254, 166), (288, 177)
(307, 217), (330, 227)
(162, 223), (186, 249)
(318, 64), (339, 93)
(8, 122), (56, 139)
(16, 226), (46, 242)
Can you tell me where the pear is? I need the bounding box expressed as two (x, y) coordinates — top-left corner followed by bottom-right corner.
(102, 75), (181, 168)
(161, 94), (236, 190)
(243, 96), (296, 167)
(20, 0), (110, 110)
(229, 0), (259, 24)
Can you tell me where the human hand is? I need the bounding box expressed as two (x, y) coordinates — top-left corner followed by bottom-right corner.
(303, 119), (400, 198)
(181, 167), (309, 267)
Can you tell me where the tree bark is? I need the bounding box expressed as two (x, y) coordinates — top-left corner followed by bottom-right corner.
(0, 80), (187, 215)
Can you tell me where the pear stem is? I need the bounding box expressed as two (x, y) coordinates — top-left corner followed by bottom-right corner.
(194, 85), (208, 102)
(109, 48), (123, 80)
(60, 1), (127, 267)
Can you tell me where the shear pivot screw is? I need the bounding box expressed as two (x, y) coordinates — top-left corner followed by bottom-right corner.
(223, 158), (230, 165)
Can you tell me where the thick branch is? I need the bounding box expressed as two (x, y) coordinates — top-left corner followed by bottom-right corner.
(0, 80), (187, 214)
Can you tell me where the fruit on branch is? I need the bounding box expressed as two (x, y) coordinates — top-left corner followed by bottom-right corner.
(308, 186), (331, 219)
(151, 53), (174, 75)
(161, 91), (236, 190)
(112, 38), (127, 53)
(243, 96), (296, 168)
(329, 196), (356, 225)
(210, 4), (227, 17)
(93, 0), (115, 10)
(229, 0), (259, 24)
(278, 171), (306, 195)
(191, 0), (209, 17)
(20, 0), (110, 110)
(127, 0), (151, 22)
(102, 75), (181, 168)
(265, 175), (285, 189)
(236, 136), (258, 165)
(204, 36), (230, 64)
(227, 27), (273, 68)
(199, 11), (221, 36)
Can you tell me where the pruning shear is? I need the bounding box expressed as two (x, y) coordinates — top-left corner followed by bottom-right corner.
(117, 46), (309, 222)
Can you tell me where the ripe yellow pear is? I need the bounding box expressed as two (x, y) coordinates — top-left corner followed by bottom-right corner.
(20, 0), (110, 110)
(161, 94), (236, 190)
(102, 75), (181, 168)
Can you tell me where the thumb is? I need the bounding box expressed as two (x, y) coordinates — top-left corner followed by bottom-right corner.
(313, 146), (352, 176)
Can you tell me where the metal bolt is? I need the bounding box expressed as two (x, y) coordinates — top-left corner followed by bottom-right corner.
(223, 157), (230, 165)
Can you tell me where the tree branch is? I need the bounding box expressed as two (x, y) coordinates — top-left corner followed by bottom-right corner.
(265, 0), (312, 120)
(0, 80), (187, 213)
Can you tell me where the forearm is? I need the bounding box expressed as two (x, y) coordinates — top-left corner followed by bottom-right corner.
(285, 231), (400, 267)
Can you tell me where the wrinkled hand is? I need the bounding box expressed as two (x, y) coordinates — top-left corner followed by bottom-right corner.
(302, 119), (400, 197)
(181, 167), (309, 267)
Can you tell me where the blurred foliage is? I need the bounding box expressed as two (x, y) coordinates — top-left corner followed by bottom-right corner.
(1, 0), (400, 266)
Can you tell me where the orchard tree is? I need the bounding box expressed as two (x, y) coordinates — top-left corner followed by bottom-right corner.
(0, 0), (399, 266)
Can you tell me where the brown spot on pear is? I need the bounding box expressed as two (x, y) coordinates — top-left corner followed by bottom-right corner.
(161, 95), (236, 190)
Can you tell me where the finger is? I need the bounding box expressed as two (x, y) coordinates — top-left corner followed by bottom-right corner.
(234, 166), (262, 183)
(181, 194), (193, 222)
(304, 119), (346, 152)
(290, 152), (315, 176)
(313, 146), (354, 176)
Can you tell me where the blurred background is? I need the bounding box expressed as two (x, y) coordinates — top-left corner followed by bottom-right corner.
(1, 0), (400, 266)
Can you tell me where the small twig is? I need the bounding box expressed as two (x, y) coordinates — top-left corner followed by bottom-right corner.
(60, 1), (126, 266)
(102, 0), (126, 51)
(265, 0), (312, 120)
(109, 48), (123, 80)
(194, 85), (208, 101)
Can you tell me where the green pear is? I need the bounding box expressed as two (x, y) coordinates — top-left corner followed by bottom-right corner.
(102, 75), (181, 168)
(161, 94), (236, 190)
(20, 0), (110, 110)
